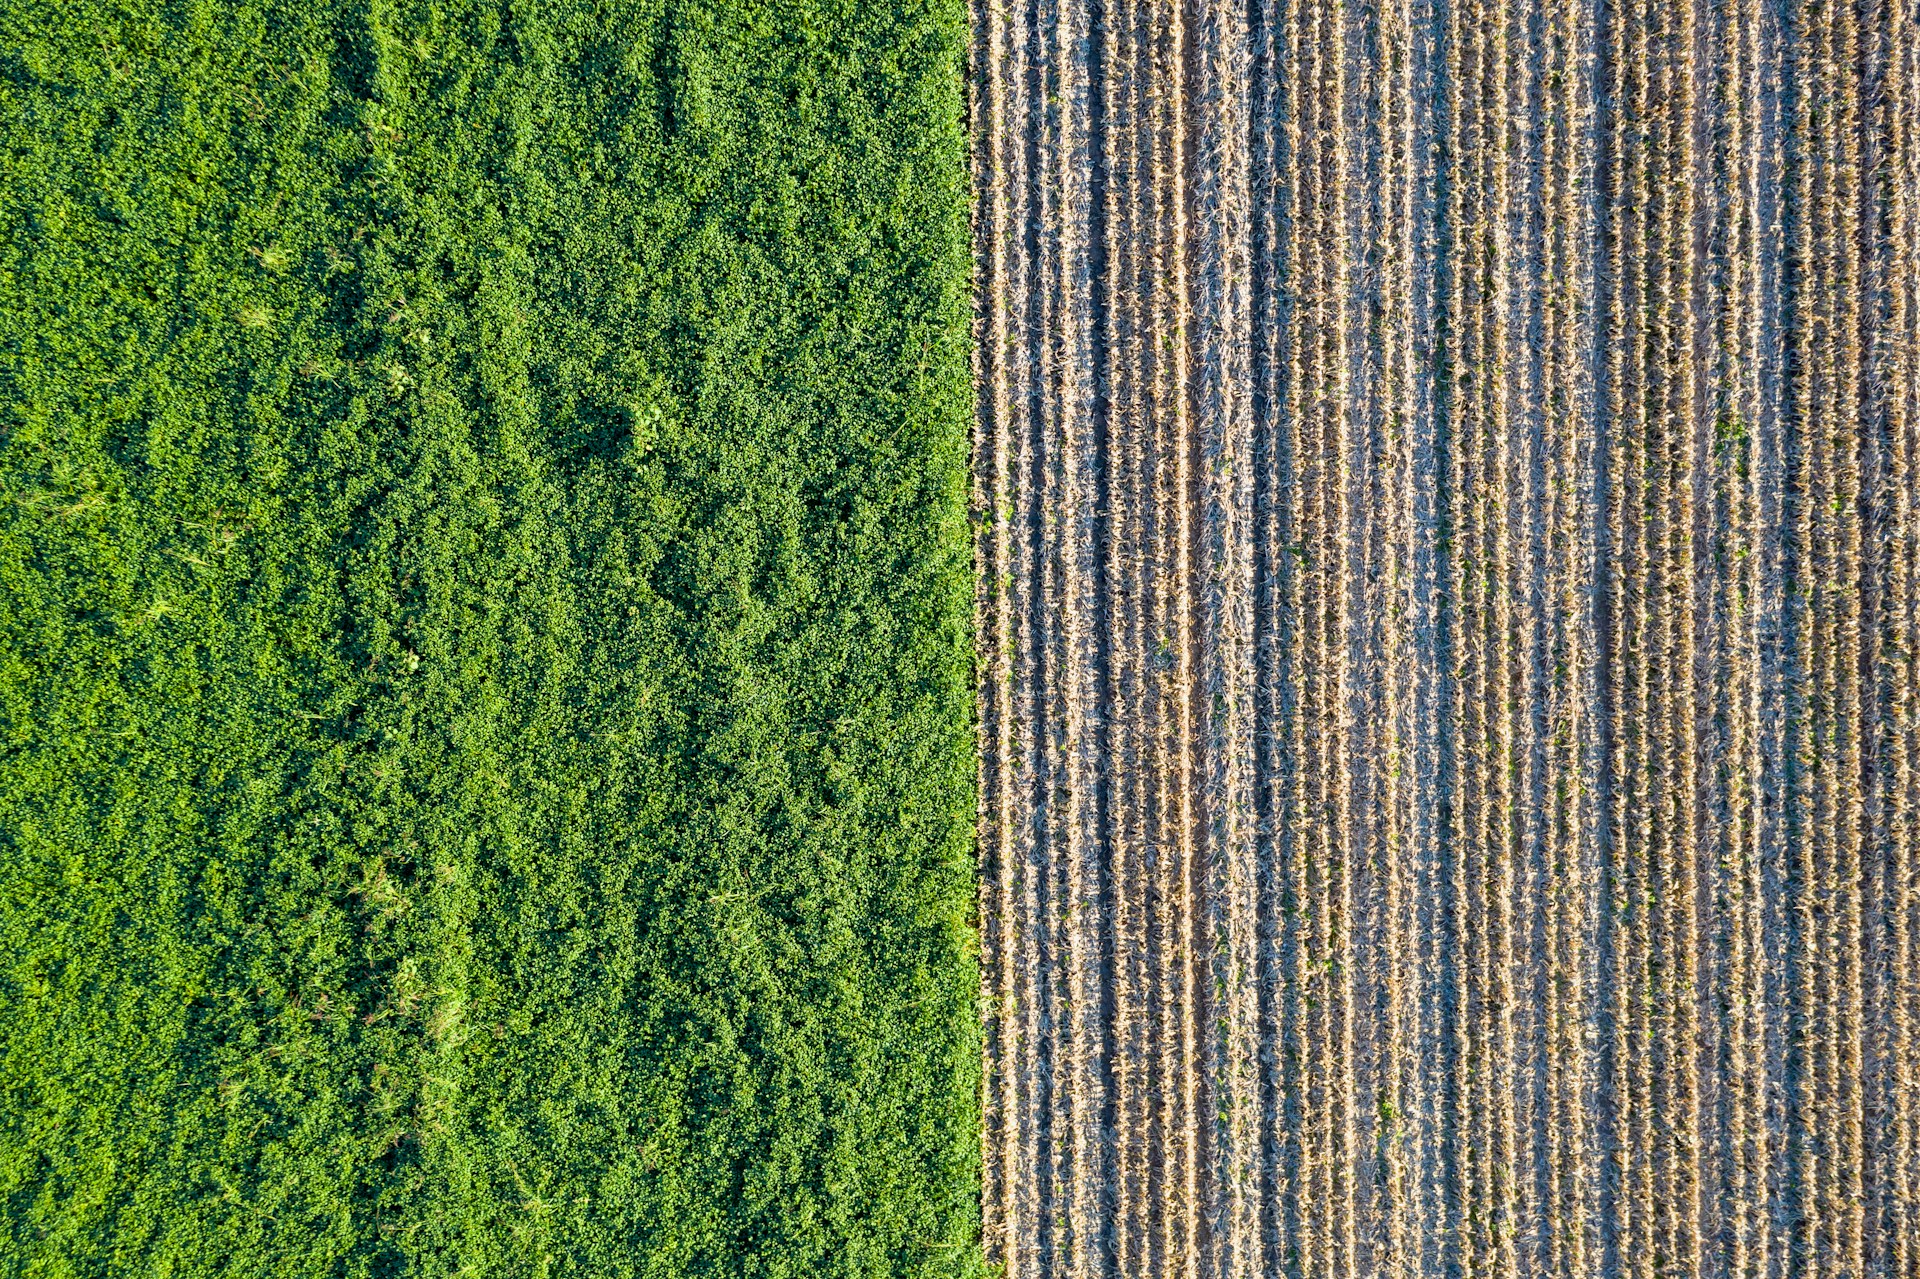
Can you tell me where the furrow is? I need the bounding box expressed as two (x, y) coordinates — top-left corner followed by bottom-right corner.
(1128, 0), (1163, 1260)
(1323, 0), (1358, 1266)
(1447, 0), (1510, 1267)
(1653, 0), (1702, 1267)
(1303, 0), (1354, 1271)
(1701, 0), (1772, 1264)
(1145, 1), (1191, 1268)
(1516, 0), (1552, 1266)
(1186, 0), (1258, 1267)
(1033, 0), (1085, 1267)
(1827, 0), (1869, 1271)
(1167, 5), (1192, 1262)
(1285, 0), (1356, 1268)
(1038, 0), (1074, 1266)
(1273, 0), (1318, 1263)
(1538, 0), (1601, 1268)
(1624, 3), (1658, 1259)
(1341, 0), (1419, 1266)
(1518, 0), (1553, 1252)
(1486, 0), (1522, 1268)
(1430, 0), (1471, 1267)
(1047, 0), (1107, 1273)
(1247, 0), (1287, 1267)
(1601, 0), (1659, 1268)
(974, 0), (1013, 1258)
(1883, 6), (1920, 1270)
(1890, 11), (1920, 1257)
(1367, 0), (1419, 1267)
(1106, 0), (1150, 1268)
(1750, 0), (1794, 1266)
(1785, 0), (1832, 1269)
(1864, 1), (1920, 1269)
(1002, 0), (1046, 1267)
(1792, 0), (1869, 1271)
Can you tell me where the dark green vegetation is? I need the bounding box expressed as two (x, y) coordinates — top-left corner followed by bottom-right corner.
(0, 1), (979, 1274)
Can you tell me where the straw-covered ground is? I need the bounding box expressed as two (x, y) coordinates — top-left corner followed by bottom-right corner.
(972, 0), (1920, 1274)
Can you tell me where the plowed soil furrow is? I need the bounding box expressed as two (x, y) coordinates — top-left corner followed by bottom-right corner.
(991, 0), (1041, 1266)
(1535, 0), (1601, 1271)
(1449, 0), (1499, 1270)
(1247, 0), (1289, 1267)
(1864, 4), (1917, 1269)
(972, 0), (1920, 1274)
(1184, 0), (1256, 1271)
(1106, 1), (1148, 1269)
(1698, 0), (1771, 1268)
(1049, 0), (1105, 1269)
(1878, 14), (1920, 1277)
(1347, 0), (1418, 1270)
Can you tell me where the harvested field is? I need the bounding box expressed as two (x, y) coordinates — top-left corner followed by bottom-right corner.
(971, 0), (1920, 1273)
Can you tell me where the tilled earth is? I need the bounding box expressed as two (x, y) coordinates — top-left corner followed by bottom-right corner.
(971, 0), (1920, 1275)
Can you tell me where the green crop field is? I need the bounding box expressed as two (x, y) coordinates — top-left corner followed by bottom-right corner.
(0, 1), (980, 1275)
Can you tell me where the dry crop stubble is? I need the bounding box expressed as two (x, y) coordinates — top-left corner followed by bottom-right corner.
(972, 0), (1920, 1274)
(1872, 11), (1920, 1273)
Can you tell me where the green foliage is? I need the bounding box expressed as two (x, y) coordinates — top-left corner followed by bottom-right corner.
(0, 0), (980, 1274)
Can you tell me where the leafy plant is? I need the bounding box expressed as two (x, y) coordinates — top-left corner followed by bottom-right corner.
(0, 0), (981, 1274)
